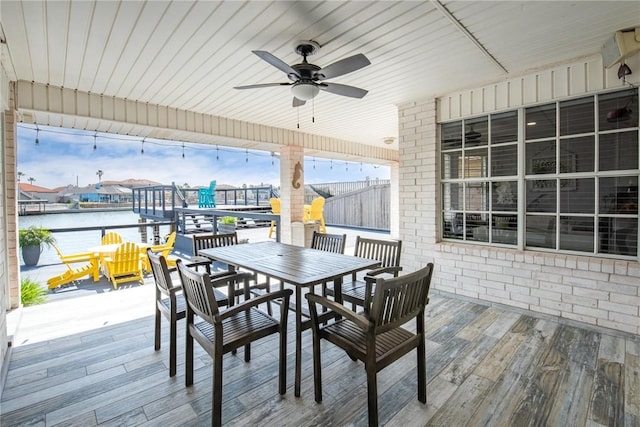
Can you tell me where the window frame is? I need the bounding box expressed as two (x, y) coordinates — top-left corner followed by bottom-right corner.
(439, 87), (639, 259)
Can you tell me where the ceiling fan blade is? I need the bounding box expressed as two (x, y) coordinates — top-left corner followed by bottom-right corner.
(234, 82), (292, 90)
(253, 50), (301, 79)
(319, 82), (368, 99)
(292, 97), (306, 108)
(316, 53), (370, 80)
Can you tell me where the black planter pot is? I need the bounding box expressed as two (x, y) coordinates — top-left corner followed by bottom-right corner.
(22, 245), (42, 266)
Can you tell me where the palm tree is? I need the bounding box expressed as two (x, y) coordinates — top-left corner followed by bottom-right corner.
(17, 171), (25, 182)
(27, 177), (35, 185)
(96, 170), (103, 183)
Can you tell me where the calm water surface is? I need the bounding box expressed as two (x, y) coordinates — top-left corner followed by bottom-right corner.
(19, 210), (171, 266)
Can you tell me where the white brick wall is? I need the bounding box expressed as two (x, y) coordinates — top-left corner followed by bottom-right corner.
(398, 57), (640, 336)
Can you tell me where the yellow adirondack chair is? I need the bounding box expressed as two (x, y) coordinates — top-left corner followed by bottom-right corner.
(47, 243), (100, 289)
(104, 242), (144, 289)
(268, 198), (280, 239)
(101, 232), (123, 245)
(148, 231), (178, 270)
(305, 197), (327, 233)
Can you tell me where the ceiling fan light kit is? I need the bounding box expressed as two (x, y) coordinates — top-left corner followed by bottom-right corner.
(234, 40), (370, 110)
(291, 83), (319, 101)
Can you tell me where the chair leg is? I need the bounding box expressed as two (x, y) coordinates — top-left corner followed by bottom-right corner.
(213, 351), (224, 427)
(312, 329), (323, 402)
(366, 364), (378, 427)
(185, 328), (194, 387)
(417, 337), (427, 403)
(278, 327), (287, 395)
(169, 312), (177, 377)
(154, 308), (161, 351)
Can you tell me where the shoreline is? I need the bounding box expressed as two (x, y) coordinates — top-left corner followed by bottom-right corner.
(19, 204), (133, 216)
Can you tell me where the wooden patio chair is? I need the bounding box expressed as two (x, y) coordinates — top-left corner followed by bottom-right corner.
(310, 230), (346, 254)
(306, 263), (434, 427)
(268, 197), (280, 239)
(103, 242), (144, 289)
(101, 231), (123, 245)
(176, 260), (292, 427)
(325, 236), (402, 311)
(147, 249), (234, 377)
(201, 232), (272, 313)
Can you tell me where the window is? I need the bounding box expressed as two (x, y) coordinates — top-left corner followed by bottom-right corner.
(441, 111), (518, 245)
(440, 88), (639, 258)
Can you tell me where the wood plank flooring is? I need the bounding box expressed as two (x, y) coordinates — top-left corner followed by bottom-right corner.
(2, 282), (639, 426)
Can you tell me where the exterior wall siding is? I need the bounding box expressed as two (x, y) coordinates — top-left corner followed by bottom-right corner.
(399, 53), (640, 336)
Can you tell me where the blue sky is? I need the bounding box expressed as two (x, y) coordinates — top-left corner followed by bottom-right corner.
(17, 124), (389, 189)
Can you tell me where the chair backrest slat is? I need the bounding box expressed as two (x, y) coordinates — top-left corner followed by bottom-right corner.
(114, 242), (140, 270)
(177, 261), (219, 322)
(102, 231), (123, 245)
(354, 236), (402, 268)
(310, 231), (346, 254)
(192, 232), (238, 257)
(147, 249), (174, 295)
(370, 263), (433, 334)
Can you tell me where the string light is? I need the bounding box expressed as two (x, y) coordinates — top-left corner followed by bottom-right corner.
(35, 127), (40, 145)
(245, 149), (248, 163)
(17, 124), (389, 174)
(345, 162), (348, 172)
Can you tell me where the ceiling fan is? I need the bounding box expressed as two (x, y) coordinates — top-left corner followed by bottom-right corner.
(234, 41), (370, 107)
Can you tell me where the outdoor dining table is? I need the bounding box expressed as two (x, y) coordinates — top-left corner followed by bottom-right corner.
(198, 240), (380, 397)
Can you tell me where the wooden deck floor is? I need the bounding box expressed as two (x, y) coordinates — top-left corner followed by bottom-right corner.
(2, 279), (639, 426)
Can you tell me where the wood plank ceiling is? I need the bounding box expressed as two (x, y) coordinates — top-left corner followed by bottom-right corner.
(1, 1), (639, 151)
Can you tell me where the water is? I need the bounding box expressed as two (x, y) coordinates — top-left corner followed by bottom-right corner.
(19, 211), (172, 266)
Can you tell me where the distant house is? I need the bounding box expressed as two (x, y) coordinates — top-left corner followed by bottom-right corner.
(18, 183), (58, 203)
(58, 184), (133, 203)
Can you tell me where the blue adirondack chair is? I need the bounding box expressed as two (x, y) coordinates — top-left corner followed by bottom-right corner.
(198, 180), (216, 208)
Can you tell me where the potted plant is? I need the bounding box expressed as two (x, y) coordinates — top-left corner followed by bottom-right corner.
(218, 216), (237, 234)
(19, 225), (56, 266)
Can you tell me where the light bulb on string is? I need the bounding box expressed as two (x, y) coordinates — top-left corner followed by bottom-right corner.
(182, 142), (185, 159)
(345, 162), (348, 172)
(93, 133), (97, 151)
(271, 152), (275, 166)
(140, 138), (145, 155)
(313, 158), (316, 170)
(35, 127), (40, 145)
(216, 145), (219, 160)
(360, 162), (363, 172)
(245, 149), (248, 163)
(330, 160), (333, 170)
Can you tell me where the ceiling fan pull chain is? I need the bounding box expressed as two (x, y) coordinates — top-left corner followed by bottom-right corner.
(312, 98), (315, 123)
(297, 107), (300, 129)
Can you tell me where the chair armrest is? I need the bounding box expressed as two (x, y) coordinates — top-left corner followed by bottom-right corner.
(219, 289), (292, 320)
(365, 265), (403, 279)
(306, 293), (370, 329)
